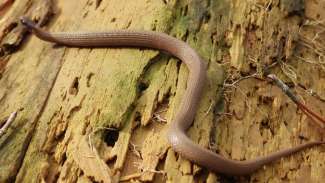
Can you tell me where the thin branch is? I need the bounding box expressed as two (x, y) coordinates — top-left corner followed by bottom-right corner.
(267, 74), (325, 129)
(153, 113), (167, 123)
(223, 72), (260, 88)
(0, 111), (17, 138)
(129, 141), (142, 159)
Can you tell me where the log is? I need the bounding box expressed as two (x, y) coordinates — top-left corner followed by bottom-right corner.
(0, 0), (324, 182)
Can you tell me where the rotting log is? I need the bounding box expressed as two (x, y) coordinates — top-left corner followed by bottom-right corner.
(0, 0), (324, 183)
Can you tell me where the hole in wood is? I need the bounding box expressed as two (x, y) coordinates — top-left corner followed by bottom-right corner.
(104, 129), (119, 147)
(69, 77), (79, 95)
(138, 81), (149, 92)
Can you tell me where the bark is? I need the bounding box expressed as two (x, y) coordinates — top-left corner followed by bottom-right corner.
(0, 0), (324, 183)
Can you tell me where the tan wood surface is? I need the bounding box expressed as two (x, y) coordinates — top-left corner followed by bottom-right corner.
(0, 0), (324, 182)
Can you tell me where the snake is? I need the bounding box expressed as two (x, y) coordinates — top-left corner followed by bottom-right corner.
(20, 16), (324, 176)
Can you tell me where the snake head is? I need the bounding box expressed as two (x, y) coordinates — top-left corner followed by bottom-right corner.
(20, 16), (37, 30)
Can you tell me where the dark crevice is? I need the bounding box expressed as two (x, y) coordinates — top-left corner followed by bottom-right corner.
(69, 77), (79, 95)
(83, 11), (89, 18)
(207, 0), (211, 9)
(67, 95), (85, 120)
(258, 95), (274, 105)
(181, 29), (189, 41)
(204, 11), (211, 24)
(3, 22), (18, 35)
(260, 117), (275, 136)
(153, 154), (167, 182)
(151, 22), (157, 31)
(138, 81), (149, 93)
(67, 105), (81, 120)
(134, 111), (142, 123)
(174, 60), (182, 91)
(88, 175), (100, 183)
(283, 120), (288, 127)
(182, 4), (188, 16)
(86, 72), (94, 87)
(95, 0), (102, 9)
(106, 155), (117, 167)
(51, 169), (60, 183)
(298, 134), (309, 141)
(103, 129), (119, 147)
(210, 98), (224, 151)
(193, 167), (209, 182)
(59, 152), (67, 165)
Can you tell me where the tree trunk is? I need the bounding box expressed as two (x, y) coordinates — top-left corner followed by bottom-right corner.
(0, 0), (324, 182)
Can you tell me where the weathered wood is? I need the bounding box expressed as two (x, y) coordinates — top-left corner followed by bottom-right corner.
(0, 0), (324, 182)
(0, 0), (55, 182)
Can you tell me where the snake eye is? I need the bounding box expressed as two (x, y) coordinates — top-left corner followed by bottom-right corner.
(20, 16), (36, 29)
(20, 16), (28, 25)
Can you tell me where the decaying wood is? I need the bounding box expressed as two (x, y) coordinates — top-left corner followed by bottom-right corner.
(0, 0), (324, 183)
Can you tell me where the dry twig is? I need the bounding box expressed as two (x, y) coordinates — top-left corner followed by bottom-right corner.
(267, 74), (325, 129)
(0, 111), (17, 138)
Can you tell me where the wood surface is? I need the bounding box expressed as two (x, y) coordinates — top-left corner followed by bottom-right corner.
(0, 0), (324, 182)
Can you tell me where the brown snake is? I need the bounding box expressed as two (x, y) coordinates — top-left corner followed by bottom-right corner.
(20, 17), (324, 176)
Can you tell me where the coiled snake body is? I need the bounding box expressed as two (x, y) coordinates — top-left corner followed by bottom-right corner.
(20, 17), (324, 175)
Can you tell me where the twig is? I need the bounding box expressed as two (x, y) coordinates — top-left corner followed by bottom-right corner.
(133, 161), (166, 175)
(311, 28), (325, 43)
(265, 0), (272, 11)
(0, 111), (17, 138)
(153, 113), (167, 123)
(205, 102), (213, 115)
(267, 74), (325, 129)
(129, 141), (142, 159)
(119, 173), (142, 182)
(302, 19), (325, 27)
(279, 61), (297, 82)
(223, 73), (259, 88)
(267, 74), (300, 104)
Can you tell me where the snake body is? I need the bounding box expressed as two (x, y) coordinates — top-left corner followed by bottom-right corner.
(20, 17), (324, 175)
